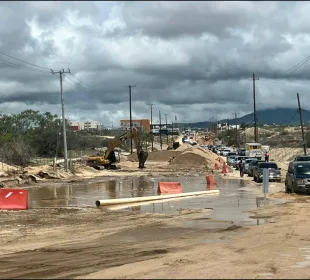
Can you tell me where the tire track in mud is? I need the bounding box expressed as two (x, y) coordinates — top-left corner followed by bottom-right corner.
(0, 225), (207, 279)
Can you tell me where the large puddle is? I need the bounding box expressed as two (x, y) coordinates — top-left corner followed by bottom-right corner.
(24, 176), (284, 226)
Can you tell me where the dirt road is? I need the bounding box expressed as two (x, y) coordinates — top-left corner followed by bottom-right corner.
(1, 184), (310, 279)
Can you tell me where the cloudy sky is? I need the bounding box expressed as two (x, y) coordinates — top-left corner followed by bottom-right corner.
(1, 1), (310, 126)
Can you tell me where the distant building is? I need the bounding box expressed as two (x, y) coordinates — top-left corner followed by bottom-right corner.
(69, 120), (104, 131)
(120, 119), (150, 132)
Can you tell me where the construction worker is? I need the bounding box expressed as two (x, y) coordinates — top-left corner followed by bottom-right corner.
(239, 159), (245, 177)
(265, 152), (270, 162)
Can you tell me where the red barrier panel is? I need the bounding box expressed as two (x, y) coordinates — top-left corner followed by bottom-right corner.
(222, 163), (228, 174)
(206, 175), (217, 185)
(0, 189), (28, 210)
(214, 163), (219, 170)
(158, 182), (182, 195)
(207, 183), (216, 190)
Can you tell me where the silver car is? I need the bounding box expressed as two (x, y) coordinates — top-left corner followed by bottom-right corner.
(244, 158), (257, 174)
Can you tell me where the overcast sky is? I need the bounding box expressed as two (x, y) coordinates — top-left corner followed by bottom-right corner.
(0, 1), (310, 126)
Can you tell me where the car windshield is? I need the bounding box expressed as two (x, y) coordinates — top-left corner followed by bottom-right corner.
(258, 163), (278, 169)
(245, 159), (254, 163)
(295, 156), (310, 161)
(295, 164), (310, 175)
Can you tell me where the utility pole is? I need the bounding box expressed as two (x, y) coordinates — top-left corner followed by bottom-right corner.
(171, 121), (174, 141)
(232, 113), (239, 148)
(147, 103), (155, 151)
(297, 93), (307, 155)
(125, 85), (136, 154)
(159, 111), (162, 150)
(51, 68), (71, 171)
(165, 114), (169, 145)
(252, 73), (259, 142)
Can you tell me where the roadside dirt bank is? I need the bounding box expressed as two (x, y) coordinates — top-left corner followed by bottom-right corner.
(1, 186), (310, 278)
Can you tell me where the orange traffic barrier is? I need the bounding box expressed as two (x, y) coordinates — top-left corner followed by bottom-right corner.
(222, 163), (228, 174)
(157, 182), (182, 195)
(214, 163), (219, 170)
(206, 175), (217, 185)
(207, 183), (217, 190)
(0, 189), (28, 210)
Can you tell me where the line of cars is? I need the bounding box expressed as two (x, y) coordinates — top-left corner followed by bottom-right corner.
(227, 155), (282, 182)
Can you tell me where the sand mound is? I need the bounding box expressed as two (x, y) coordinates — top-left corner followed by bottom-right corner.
(0, 162), (18, 171)
(128, 150), (181, 162)
(176, 144), (192, 152)
(170, 146), (221, 167)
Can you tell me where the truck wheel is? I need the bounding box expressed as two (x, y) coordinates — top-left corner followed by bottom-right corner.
(285, 181), (291, 193)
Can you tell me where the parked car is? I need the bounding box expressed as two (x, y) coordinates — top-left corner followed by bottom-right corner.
(237, 148), (246, 156)
(227, 152), (237, 157)
(222, 149), (232, 156)
(293, 155), (310, 162)
(285, 161), (310, 193)
(233, 156), (249, 169)
(244, 158), (257, 174)
(253, 162), (281, 183)
(227, 155), (238, 166)
(248, 160), (264, 177)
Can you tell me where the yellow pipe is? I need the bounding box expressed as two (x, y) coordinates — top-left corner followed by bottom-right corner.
(95, 190), (220, 207)
(105, 194), (218, 210)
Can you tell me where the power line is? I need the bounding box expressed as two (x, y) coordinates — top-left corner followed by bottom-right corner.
(0, 59), (50, 73)
(69, 73), (92, 89)
(0, 51), (50, 70)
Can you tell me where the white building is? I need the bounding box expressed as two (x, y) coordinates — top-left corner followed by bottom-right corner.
(69, 120), (103, 131)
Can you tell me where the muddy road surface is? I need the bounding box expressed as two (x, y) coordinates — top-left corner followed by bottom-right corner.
(1, 177), (310, 279)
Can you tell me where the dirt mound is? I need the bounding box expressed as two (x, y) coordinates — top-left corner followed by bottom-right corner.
(175, 144), (191, 152)
(170, 146), (221, 168)
(0, 162), (18, 171)
(128, 150), (181, 162)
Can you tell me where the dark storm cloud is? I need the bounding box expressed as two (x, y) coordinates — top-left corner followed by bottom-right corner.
(0, 1), (310, 123)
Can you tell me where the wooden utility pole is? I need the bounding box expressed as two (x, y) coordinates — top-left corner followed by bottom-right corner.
(164, 114), (169, 145)
(233, 113), (239, 147)
(51, 69), (71, 171)
(297, 93), (307, 155)
(159, 111), (162, 150)
(252, 73), (259, 142)
(125, 85), (136, 154)
(147, 103), (155, 151)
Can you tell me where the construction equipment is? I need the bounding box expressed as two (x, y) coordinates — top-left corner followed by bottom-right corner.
(167, 141), (180, 150)
(87, 128), (148, 170)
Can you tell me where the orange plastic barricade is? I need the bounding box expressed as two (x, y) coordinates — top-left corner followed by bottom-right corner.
(207, 183), (216, 190)
(0, 189), (28, 210)
(214, 163), (219, 170)
(158, 182), (182, 195)
(206, 175), (217, 185)
(222, 163), (228, 174)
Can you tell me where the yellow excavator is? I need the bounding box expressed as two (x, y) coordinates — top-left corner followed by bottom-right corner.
(87, 127), (148, 170)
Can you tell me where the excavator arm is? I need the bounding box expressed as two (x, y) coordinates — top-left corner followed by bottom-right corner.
(87, 127), (145, 169)
(104, 127), (140, 159)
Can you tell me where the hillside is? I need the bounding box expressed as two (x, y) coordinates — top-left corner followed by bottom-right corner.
(189, 108), (310, 128)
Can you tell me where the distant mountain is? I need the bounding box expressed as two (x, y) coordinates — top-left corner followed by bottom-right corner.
(188, 108), (310, 129)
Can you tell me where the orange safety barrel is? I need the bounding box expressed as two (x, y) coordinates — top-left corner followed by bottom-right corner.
(0, 189), (28, 210)
(206, 175), (217, 185)
(222, 163), (228, 174)
(157, 182), (182, 195)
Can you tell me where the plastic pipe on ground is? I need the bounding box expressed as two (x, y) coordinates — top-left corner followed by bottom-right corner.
(105, 193), (219, 211)
(95, 190), (220, 207)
